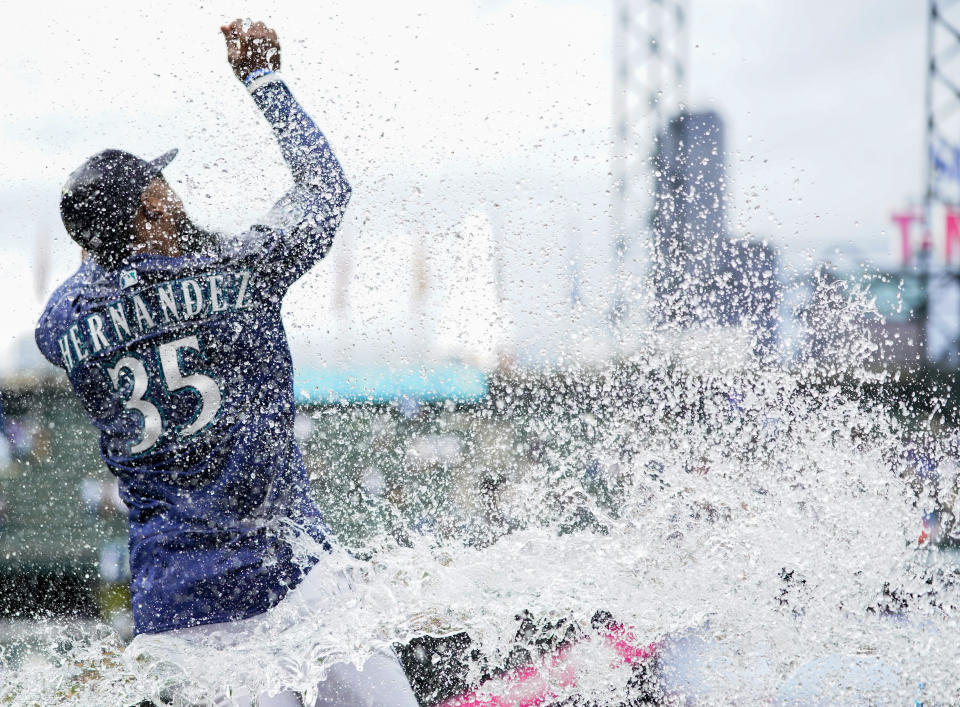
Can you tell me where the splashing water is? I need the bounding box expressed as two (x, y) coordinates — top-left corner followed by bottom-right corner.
(3, 287), (957, 706)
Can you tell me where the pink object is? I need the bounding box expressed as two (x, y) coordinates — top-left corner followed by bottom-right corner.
(946, 209), (960, 264)
(438, 624), (658, 707)
(891, 212), (921, 265)
(602, 621), (658, 665)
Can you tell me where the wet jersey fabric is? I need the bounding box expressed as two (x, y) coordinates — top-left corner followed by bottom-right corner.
(35, 76), (351, 634)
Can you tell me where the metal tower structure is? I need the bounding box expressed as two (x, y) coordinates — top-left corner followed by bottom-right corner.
(611, 0), (688, 334)
(926, 0), (960, 210)
(923, 0), (960, 364)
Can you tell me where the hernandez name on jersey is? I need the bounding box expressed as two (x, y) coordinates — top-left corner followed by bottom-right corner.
(56, 268), (254, 374)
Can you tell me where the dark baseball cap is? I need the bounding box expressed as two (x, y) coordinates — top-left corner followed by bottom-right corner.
(60, 148), (178, 253)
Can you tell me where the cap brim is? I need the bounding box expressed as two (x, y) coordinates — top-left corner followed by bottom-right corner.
(148, 148), (178, 176)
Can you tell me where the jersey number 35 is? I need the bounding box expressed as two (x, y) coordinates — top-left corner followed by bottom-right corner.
(106, 335), (223, 454)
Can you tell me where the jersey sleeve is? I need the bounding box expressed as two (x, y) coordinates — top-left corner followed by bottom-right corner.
(226, 75), (352, 292)
(35, 273), (82, 370)
(35, 306), (63, 368)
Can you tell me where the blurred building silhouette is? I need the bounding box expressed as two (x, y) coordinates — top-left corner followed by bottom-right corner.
(652, 110), (781, 353)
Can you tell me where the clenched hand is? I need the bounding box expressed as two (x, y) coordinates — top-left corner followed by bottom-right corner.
(220, 18), (281, 82)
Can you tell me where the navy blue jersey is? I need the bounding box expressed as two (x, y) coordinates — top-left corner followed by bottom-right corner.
(35, 76), (351, 634)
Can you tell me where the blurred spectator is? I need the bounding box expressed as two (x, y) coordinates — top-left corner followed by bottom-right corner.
(4, 416), (36, 461)
(3, 415), (51, 464)
(80, 477), (127, 518)
(99, 540), (130, 583)
(398, 395), (421, 419)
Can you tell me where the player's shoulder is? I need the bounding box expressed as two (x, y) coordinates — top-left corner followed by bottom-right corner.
(35, 261), (103, 365)
(219, 223), (277, 260)
(216, 223), (298, 285)
(39, 261), (99, 322)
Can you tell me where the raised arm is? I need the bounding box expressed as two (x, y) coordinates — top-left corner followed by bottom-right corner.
(221, 19), (351, 287)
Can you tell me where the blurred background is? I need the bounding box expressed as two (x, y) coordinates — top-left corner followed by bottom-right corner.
(0, 0), (936, 373)
(2, 0), (959, 694)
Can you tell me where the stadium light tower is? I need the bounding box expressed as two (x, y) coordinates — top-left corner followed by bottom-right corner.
(926, 0), (960, 211)
(611, 0), (688, 338)
(923, 0), (960, 364)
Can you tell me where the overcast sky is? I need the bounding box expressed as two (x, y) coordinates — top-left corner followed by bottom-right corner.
(0, 1), (924, 371)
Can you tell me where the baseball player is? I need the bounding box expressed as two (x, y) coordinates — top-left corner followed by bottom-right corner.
(35, 18), (419, 706)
